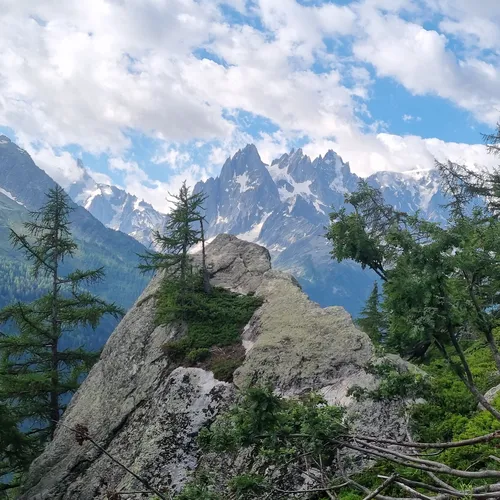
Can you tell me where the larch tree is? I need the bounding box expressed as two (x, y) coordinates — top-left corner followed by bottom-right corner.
(0, 186), (124, 444)
(0, 402), (33, 492)
(139, 182), (210, 317)
(326, 169), (500, 419)
(356, 281), (385, 344)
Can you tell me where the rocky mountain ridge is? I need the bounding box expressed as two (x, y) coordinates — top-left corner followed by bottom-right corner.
(3, 132), (446, 317)
(67, 161), (167, 248)
(21, 235), (415, 499)
(195, 144), (445, 314)
(0, 135), (149, 348)
(60, 141), (444, 311)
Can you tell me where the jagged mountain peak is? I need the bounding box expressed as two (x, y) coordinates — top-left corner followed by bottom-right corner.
(196, 143), (446, 313)
(240, 143), (259, 155)
(67, 160), (167, 247)
(221, 143), (267, 178)
(226, 143), (262, 170)
(366, 169), (442, 215)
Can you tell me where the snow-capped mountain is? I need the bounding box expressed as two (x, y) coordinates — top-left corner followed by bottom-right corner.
(67, 162), (167, 247)
(367, 168), (446, 221)
(195, 144), (444, 315)
(65, 141), (445, 315)
(0, 135), (149, 348)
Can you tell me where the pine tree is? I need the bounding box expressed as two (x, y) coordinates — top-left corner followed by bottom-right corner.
(139, 182), (210, 310)
(356, 282), (385, 344)
(0, 186), (124, 442)
(0, 402), (33, 492)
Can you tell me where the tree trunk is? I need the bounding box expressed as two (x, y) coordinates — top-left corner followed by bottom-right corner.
(200, 218), (212, 294)
(50, 189), (61, 438)
(49, 339), (59, 438)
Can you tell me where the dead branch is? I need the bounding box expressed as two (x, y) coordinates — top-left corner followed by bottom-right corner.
(57, 420), (170, 500)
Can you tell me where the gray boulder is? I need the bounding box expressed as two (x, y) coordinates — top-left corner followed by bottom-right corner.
(21, 234), (412, 499)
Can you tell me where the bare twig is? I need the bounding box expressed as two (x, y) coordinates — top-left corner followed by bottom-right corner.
(363, 475), (398, 500)
(56, 420), (169, 500)
(342, 439), (500, 479)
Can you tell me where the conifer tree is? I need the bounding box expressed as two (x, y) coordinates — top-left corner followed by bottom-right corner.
(356, 282), (385, 344)
(0, 186), (123, 442)
(139, 182), (210, 307)
(0, 403), (33, 492)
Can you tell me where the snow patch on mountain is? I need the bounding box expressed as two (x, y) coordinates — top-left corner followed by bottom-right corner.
(67, 163), (167, 247)
(0, 187), (25, 207)
(235, 172), (254, 192)
(238, 212), (272, 243)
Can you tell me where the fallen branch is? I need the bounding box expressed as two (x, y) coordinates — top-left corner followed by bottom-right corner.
(350, 430), (500, 450)
(363, 475), (398, 500)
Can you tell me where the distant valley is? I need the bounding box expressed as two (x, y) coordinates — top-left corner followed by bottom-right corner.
(0, 135), (149, 349)
(0, 134), (448, 344)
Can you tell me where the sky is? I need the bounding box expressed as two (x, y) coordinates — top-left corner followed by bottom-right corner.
(1, 0), (500, 213)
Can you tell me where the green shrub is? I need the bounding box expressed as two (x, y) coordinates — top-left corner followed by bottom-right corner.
(186, 347), (211, 364)
(158, 280), (262, 366)
(200, 387), (345, 457)
(175, 472), (220, 500)
(410, 340), (500, 445)
(162, 338), (190, 362)
(228, 474), (266, 497)
(210, 358), (243, 382)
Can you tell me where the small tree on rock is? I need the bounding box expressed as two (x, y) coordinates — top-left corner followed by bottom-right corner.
(139, 182), (210, 318)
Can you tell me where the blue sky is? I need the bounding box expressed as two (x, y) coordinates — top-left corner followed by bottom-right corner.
(1, 0), (500, 212)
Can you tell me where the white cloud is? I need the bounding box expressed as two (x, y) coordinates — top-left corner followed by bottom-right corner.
(152, 148), (191, 170)
(1, 0), (500, 204)
(89, 170), (113, 185)
(19, 141), (83, 188)
(300, 131), (498, 178)
(353, 9), (500, 125)
(402, 114), (421, 122)
(0, 0), (232, 154)
(107, 157), (210, 212)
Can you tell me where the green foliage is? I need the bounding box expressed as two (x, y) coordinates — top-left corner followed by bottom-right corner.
(346, 340), (500, 491)
(228, 474), (267, 498)
(327, 175), (500, 360)
(337, 491), (363, 500)
(187, 387), (347, 498)
(0, 187), (124, 487)
(0, 194), (147, 351)
(348, 361), (429, 402)
(210, 358), (243, 382)
(0, 402), (37, 492)
(356, 282), (385, 344)
(138, 182), (206, 281)
(160, 280), (262, 363)
(326, 162), (500, 497)
(325, 161), (500, 454)
(174, 472), (220, 500)
(185, 347), (211, 364)
(200, 386), (345, 462)
(148, 182), (261, 381)
(411, 339), (500, 444)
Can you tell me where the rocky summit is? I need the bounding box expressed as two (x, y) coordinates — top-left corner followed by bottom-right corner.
(21, 235), (414, 500)
(195, 144), (445, 316)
